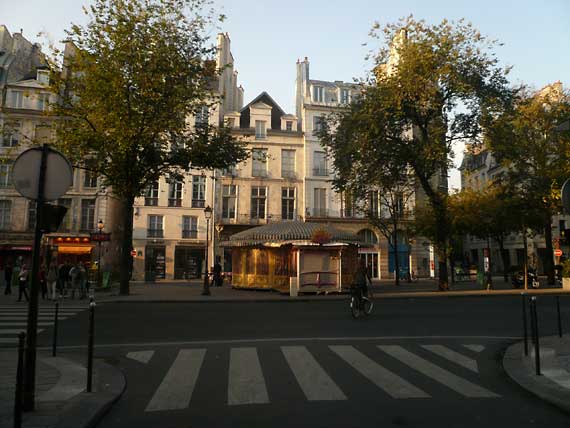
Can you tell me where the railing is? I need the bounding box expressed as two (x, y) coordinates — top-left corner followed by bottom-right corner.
(313, 168), (328, 176)
(191, 199), (205, 208)
(147, 229), (164, 238)
(182, 230), (198, 239)
(168, 199), (182, 207)
(308, 208), (329, 218)
(252, 170), (268, 178)
(300, 271), (338, 289)
(145, 198), (158, 206)
(282, 171), (297, 179)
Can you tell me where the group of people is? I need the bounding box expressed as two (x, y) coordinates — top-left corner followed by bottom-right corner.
(3, 259), (90, 301)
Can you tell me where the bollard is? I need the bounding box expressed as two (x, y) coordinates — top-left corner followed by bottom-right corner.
(530, 296), (541, 376)
(86, 298), (95, 392)
(556, 296), (563, 338)
(52, 301), (59, 357)
(14, 332), (25, 428)
(521, 294), (528, 356)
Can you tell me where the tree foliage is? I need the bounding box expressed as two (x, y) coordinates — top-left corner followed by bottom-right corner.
(320, 16), (513, 290)
(47, 0), (248, 294)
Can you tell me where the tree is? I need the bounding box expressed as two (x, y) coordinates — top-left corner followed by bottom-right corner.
(484, 84), (570, 284)
(48, 0), (248, 295)
(320, 17), (513, 290)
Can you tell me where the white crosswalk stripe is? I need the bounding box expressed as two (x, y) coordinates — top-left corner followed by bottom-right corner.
(228, 347), (269, 405)
(282, 346), (346, 401)
(378, 345), (499, 398)
(463, 344), (485, 353)
(146, 349), (206, 412)
(0, 306), (85, 345)
(136, 343), (498, 411)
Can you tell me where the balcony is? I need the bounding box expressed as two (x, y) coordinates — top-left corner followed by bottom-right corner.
(191, 199), (205, 208)
(182, 230), (198, 239)
(281, 170), (297, 179)
(145, 197), (158, 206)
(313, 168), (328, 177)
(147, 229), (164, 238)
(307, 208), (329, 218)
(168, 199), (182, 207)
(252, 170), (268, 178)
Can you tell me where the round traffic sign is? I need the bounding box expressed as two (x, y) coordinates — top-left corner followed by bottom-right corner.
(12, 146), (73, 200)
(555, 249), (563, 257)
(131, 250), (137, 257)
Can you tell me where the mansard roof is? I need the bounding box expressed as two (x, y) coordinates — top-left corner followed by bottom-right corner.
(239, 91), (286, 130)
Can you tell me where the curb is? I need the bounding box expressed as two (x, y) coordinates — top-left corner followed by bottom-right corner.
(503, 339), (570, 414)
(54, 359), (126, 428)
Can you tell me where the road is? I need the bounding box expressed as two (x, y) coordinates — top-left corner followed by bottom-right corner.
(6, 295), (570, 427)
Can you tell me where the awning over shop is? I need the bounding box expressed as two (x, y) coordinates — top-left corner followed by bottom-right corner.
(57, 246), (93, 255)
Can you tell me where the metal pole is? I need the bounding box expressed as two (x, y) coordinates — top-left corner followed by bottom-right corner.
(23, 144), (49, 411)
(202, 218), (210, 296)
(14, 332), (25, 428)
(557, 296), (563, 338)
(530, 296), (541, 376)
(86, 298), (95, 392)
(522, 293), (528, 356)
(52, 301), (59, 357)
(98, 241), (101, 288)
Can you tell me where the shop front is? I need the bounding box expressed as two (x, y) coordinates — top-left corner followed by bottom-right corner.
(50, 236), (94, 267)
(145, 246), (166, 281)
(174, 245), (204, 279)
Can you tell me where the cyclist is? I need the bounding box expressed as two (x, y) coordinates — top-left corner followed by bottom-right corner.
(354, 259), (371, 297)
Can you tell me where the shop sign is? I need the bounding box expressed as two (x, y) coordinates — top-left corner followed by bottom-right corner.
(90, 232), (111, 242)
(53, 236), (91, 244)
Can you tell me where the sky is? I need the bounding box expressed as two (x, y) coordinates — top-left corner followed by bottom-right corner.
(2, 0), (569, 189)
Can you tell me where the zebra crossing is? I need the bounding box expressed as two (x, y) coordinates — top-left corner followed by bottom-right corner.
(0, 304), (87, 345)
(124, 342), (498, 412)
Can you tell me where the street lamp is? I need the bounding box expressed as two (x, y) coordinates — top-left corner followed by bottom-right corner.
(97, 220), (104, 288)
(202, 206), (212, 296)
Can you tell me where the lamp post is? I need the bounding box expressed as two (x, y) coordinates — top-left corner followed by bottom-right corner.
(97, 220), (104, 287)
(202, 206), (212, 296)
(215, 223), (224, 269)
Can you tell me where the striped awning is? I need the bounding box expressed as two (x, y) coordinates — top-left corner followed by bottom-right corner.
(222, 221), (363, 247)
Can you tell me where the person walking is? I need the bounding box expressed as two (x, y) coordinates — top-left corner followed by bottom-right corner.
(58, 262), (70, 297)
(39, 265), (47, 300)
(78, 262), (87, 299)
(4, 262), (12, 295)
(17, 264), (29, 302)
(47, 261), (58, 300)
(211, 261), (223, 287)
(69, 264), (80, 299)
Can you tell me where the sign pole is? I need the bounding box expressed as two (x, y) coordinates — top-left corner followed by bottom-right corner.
(23, 144), (48, 411)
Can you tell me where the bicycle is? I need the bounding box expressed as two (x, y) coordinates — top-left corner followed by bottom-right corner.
(350, 286), (373, 318)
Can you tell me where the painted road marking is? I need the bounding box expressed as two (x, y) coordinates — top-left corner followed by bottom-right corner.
(228, 347), (269, 405)
(127, 350), (155, 364)
(421, 345), (479, 373)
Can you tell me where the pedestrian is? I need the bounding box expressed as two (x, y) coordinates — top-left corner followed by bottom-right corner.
(69, 264), (80, 299)
(39, 265), (47, 300)
(17, 264), (29, 302)
(78, 262), (87, 299)
(211, 261), (223, 287)
(4, 262), (12, 295)
(47, 261), (58, 300)
(58, 262), (69, 297)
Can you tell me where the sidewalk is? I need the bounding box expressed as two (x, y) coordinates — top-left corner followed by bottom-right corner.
(0, 351), (125, 428)
(504, 334), (570, 414)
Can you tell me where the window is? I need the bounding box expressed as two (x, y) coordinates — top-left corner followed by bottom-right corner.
(281, 149), (295, 178)
(286, 121), (293, 131)
(342, 191), (356, 217)
(313, 86), (323, 102)
(252, 148), (267, 177)
(281, 187), (296, 220)
(226, 117), (235, 127)
(145, 181), (159, 206)
(37, 93), (50, 111)
(195, 105), (209, 125)
(80, 199), (95, 231)
(11, 91), (24, 109)
(0, 164), (12, 187)
(222, 165), (237, 177)
(340, 88), (350, 104)
(56, 198), (72, 231)
(2, 122), (20, 147)
(182, 216), (198, 239)
(313, 116), (324, 136)
(37, 70), (50, 85)
(358, 229), (378, 245)
(169, 180), (183, 207)
(251, 187), (266, 219)
(0, 200), (11, 229)
(255, 121), (266, 139)
(313, 151), (327, 176)
(314, 188), (327, 217)
(35, 125), (52, 144)
(368, 191), (379, 217)
(222, 185), (237, 219)
(191, 175), (205, 208)
(148, 215), (164, 238)
(28, 203), (36, 231)
(83, 171), (98, 188)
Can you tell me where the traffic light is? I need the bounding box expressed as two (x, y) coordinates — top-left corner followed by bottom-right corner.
(562, 229), (570, 246)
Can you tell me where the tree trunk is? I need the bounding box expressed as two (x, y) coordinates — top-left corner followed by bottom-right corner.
(119, 195), (135, 295)
(497, 238), (510, 283)
(434, 205), (449, 291)
(544, 218), (555, 285)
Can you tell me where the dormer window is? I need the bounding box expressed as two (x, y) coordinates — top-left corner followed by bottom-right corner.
(37, 69), (49, 85)
(195, 105), (209, 125)
(255, 120), (266, 139)
(226, 117), (235, 128)
(286, 121), (293, 131)
(340, 88), (350, 104)
(313, 86), (323, 102)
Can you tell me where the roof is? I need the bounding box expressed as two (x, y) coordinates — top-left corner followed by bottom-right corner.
(239, 91), (286, 130)
(224, 221), (362, 247)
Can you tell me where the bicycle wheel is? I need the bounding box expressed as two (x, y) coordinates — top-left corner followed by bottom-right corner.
(350, 296), (361, 319)
(362, 296), (373, 316)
